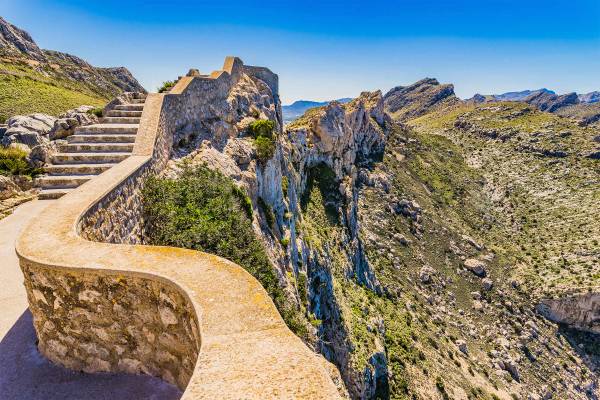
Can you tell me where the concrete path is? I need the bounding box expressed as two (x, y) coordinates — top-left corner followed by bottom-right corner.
(0, 200), (182, 400)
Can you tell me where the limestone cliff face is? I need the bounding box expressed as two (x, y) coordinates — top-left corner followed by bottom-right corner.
(165, 66), (390, 397)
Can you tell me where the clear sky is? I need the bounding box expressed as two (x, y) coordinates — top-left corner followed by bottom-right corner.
(3, 0), (600, 104)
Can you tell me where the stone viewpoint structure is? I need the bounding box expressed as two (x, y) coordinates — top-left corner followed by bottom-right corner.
(16, 57), (342, 399)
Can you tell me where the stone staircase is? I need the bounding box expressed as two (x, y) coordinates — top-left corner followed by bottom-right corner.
(38, 94), (146, 199)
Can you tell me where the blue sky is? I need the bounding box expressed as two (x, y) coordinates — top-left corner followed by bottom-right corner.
(3, 0), (600, 103)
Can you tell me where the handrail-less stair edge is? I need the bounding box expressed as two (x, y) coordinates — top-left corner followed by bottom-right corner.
(15, 57), (342, 399)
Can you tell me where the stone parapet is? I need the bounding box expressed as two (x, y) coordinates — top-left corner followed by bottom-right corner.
(16, 57), (342, 399)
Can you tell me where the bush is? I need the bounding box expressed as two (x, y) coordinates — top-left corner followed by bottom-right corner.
(249, 119), (276, 163)
(87, 107), (103, 118)
(142, 164), (307, 338)
(0, 147), (41, 177)
(248, 119), (274, 139)
(281, 176), (289, 196)
(157, 80), (176, 93)
(255, 135), (275, 162)
(257, 196), (275, 230)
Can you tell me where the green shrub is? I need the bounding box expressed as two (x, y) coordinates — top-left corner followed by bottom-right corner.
(142, 164), (307, 338)
(257, 196), (275, 230)
(255, 136), (275, 162)
(281, 175), (289, 196)
(280, 237), (290, 247)
(249, 119), (276, 163)
(157, 80), (176, 93)
(0, 147), (41, 177)
(248, 119), (274, 139)
(87, 107), (103, 118)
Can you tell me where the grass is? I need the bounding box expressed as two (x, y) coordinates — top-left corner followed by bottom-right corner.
(157, 80), (176, 93)
(0, 147), (42, 177)
(142, 164), (308, 338)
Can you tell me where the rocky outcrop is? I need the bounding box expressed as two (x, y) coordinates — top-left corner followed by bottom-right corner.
(0, 16), (45, 60)
(383, 78), (458, 121)
(2, 106), (97, 149)
(538, 293), (600, 334)
(1, 113), (55, 148)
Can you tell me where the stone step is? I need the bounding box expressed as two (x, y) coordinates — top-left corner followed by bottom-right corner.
(100, 116), (141, 124)
(67, 134), (137, 144)
(75, 124), (139, 135)
(131, 98), (146, 104)
(51, 152), (129, 164)
(133, 92), (147, 99)
(45, 163), (116, 176)
(114, 104), (144, 111)
(105, 110), (143, 118)
(59, 143), (134, 153)
(37, 174), (96, 189)
(38, 188), (72, 200)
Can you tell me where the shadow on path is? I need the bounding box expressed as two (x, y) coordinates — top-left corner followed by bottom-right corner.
(0, 310), (182, 400)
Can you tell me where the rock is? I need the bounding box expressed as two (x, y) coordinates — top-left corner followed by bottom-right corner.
(462, 234), (483, 250)
(8, 142), (31, 155)
(0, 175), (21, 200)
(502, 357), (520, 381)
(471, 291), (481, 300)
(393, 233), (410, 246)
(473, 300), (484, 311)
(464, 258), (487, 277)
(1, 113), (55, 148)
(456, 340), (468, 355)
(419, 265), (435, 283)
(482, 278), (494, 291)
(49, 106), (97, 140)
(28, 141), (57, 168)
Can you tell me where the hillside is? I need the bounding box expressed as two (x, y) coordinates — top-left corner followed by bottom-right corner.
(0, 16), (144, 121)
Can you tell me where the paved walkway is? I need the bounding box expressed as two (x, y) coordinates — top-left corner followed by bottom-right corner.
(0, 200), (182, 400)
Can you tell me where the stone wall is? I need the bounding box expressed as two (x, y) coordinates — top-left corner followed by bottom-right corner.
(17, 57), (343, 399)
(22, 260), (199, 389)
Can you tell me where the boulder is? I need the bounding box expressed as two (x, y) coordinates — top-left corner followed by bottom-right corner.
(28, 141), (58, 168)
(419, 265), (435, 283)
(49, 106), (97, 140)
(2, 113), (56, 148)
(455, 340), (468, 355)
(482, 278), (494, 291)
(464, 258), (487, 277)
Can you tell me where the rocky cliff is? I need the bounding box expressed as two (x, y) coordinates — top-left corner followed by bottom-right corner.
(383, 78), (459, 121)
(140, 61), (598, 399)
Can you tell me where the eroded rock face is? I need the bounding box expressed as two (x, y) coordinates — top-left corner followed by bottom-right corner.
(162, 66), (390, 397)
(538, 293), (600, 334)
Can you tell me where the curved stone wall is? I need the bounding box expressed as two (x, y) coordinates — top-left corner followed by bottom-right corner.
(16, 57), (342, 399)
